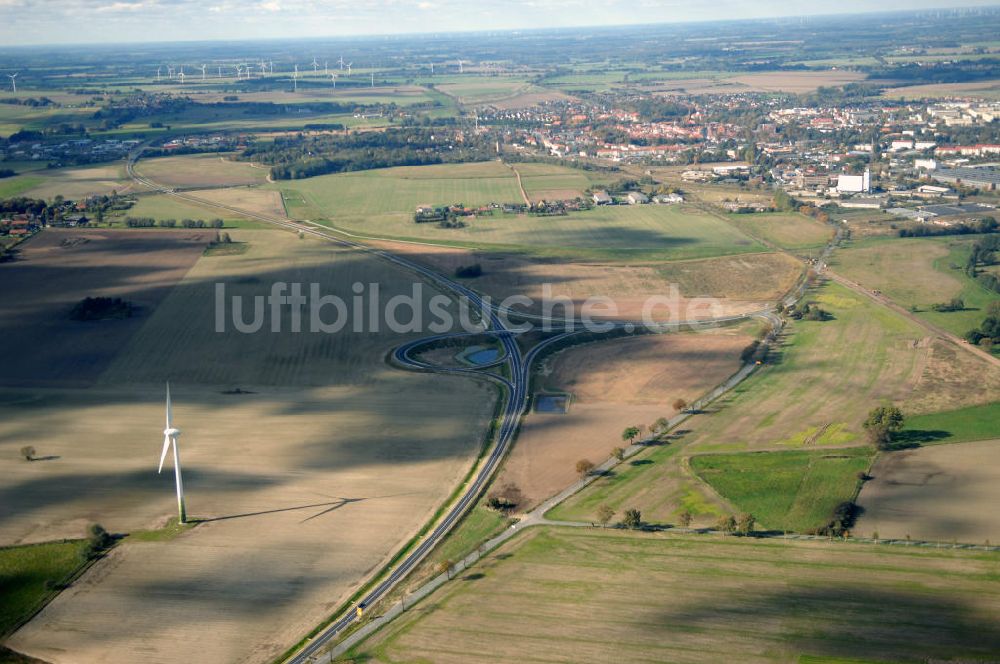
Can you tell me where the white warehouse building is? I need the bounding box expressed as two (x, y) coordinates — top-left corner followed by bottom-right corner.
(837, 169), (871, 194)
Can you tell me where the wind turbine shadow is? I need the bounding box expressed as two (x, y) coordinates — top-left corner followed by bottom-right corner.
(196, 492), (423, 524)
(195, 498), (362, 523)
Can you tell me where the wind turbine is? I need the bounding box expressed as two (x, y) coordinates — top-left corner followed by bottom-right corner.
(346, 62), (352, 76)
(292, 64), (298, 92)
(324, 60), (329, 75)
(330, 73), (337, 88)
(200, 64), (207, 80)
(218, 64), (223, 78)
(177, 70), (186, 84)
(7, 73), (16, 93)
(458, 60), (464, 74)
(158, 383), (187, 524)
(312, 57), (319, 73)
(430, 62), (434, 76)
(338, 55), (344, 70)
(371, 71), (375, 88)
(156, 67), (161, 82)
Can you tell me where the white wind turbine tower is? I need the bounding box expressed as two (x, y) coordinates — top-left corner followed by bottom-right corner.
(346, 62), (352, 76)
(338, 55), (344, 70)
(259, 61), (266, 76)
(156, 67), (161, 82)
(371, 71), (375, 87)
(158, 383), (187, 524)
(200, 64), (207, 80)
(177, 70), (186, 84)
(7, 73), (16, 93)
(330, 73), (337, 88)
(292, 64), (298, 92)
(218, 64), (223, 78)
(324, 60), (329, 75)
(312, 57), (319, 73)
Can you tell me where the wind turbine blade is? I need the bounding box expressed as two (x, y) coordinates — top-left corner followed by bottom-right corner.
(158, 435), (171, 473)
(165, 382), (172, 429)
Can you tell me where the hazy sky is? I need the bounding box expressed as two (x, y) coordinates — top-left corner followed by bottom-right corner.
(0, 0), (996, 46)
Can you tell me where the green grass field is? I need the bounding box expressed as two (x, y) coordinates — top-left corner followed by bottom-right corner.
(0, 175), (44, 199)
(0, 540), (89, 638)
(729, 212), (833, 253)
(901, 402), (1000, 445)
(122, 194), (260, 225)
(691, 447), (872, 532)
(833, 236), (999, 337)
(346, 528), (1000, 663)
(280, 163), (766, 261)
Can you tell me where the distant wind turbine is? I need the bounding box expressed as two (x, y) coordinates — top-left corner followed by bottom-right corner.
(312, 57), (319, 73)
(158, 383), (187, 524)
(293, 64), (298, 92)
(156, 67), (161, 82)
(200, 64), (207, 80)
(331, 73), (337, 88)
(7, 73), (16, 93)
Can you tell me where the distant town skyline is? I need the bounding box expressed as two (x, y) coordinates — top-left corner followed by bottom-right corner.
(0, 0), (997, 47)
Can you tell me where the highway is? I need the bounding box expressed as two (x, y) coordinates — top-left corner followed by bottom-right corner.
(125, 150), (778, 662)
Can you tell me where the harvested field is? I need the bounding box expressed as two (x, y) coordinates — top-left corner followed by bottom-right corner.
(0, 229), (212, 388)
(185, 186), (287, 218)
(371, 240), (795, 320)
(20, 163), (139, 199)
(3, 230), (497, 664)
(135, 153), (268, 188)
(730, 70), (866, 93)
(489, 89), (575, 110)
(350, 528), (1000, 663)
(857, 439), (1000, 542)
(434, 80), (533, 105)
(496, 328), (752, 508)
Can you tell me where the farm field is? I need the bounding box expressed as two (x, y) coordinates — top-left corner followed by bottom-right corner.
(0, 540), (89, 638)
(883, 78), (1000, 100)
(857, 438), (1000, 542)
(134, 153), (268, 188)
(15, 163), (138, 200)
(549, 281), (1000, 525)
(286, 164), (767, 261)
(184, 187), (287, 218)
(0, 229), (213, 388)
(510, 162), (604, 203)
(371, 240), (797, 320)
(647, 70), (866, 96)
(901, 402), (1000, 445)
(728, 212), (833, 253)
(497, 328), (753, 508)
(434, 79), (533, 104)
(347, 528), (1000, 664)
(2, 230), (498, 664)
(690, 447), (872, 532)
(124, 192), (257, 224)
(832, 236), (1000, 337)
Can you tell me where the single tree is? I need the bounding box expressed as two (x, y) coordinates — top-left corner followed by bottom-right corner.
(20, 445), (36, 461)
(863, 405), (905, 450)
(596, 504), (615, 527)
(672, 398), (688, 413)
(622, 426), (641, 445)
(677, 510), (693, 528)
(576, 459), (595, 478)
(621, 508), (642, 530)
(612, 446), (625, 462)
(736, 512), (755, 536)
